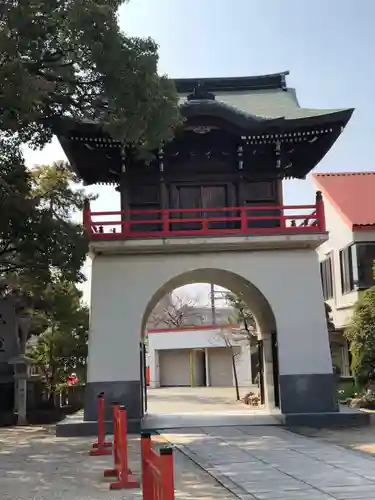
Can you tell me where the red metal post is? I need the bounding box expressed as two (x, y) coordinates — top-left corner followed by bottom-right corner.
(109, 406), (139, 490)
(89, 393), (112, 456)
(280, 206), (286, 228)
(104, 403), (121, 477)
(160, 447), (175, 500)
(162, 210), (169, 234)
(121, 218), (130, 237)
(240, 206), (247, 232)
(141, 432), (153, 500)
(315, 191), (326, 232)
(141, 433), (175, 500)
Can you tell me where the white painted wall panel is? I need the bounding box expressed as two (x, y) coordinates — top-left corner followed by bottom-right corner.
(148, 328), (229, 351)
(208, 348), (233, 386)
(88, 248), (332, 385)
(159, 350), (190, 387)
(316, 198), (358, 328)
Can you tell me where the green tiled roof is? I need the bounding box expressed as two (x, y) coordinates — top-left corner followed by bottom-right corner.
(179, 87), (349, 122)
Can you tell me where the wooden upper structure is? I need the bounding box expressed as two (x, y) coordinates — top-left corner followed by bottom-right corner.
(55, 72), (353, 220)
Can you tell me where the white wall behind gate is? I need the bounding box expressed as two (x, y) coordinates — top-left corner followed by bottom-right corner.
(147, 326), (252, 388)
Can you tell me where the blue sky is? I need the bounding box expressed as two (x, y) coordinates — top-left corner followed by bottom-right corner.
(24, 0), (374, 303)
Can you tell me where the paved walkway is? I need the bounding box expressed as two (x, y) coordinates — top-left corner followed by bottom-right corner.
(0, 426), (235, 500)
(161, 425), (375, 500)
(145, 386), (280, 429)
(147, 387), (260, 414)
(4, 423), (375, 500)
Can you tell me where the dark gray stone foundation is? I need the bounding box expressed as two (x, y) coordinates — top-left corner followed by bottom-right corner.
(279, 373), (338, 414)
(282, 408), (370, 427)
(84, 380), (141, 422)
(56, 373), (370, 437)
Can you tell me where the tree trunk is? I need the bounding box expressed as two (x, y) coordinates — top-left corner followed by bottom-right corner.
(231, 347), (240, 401)
(248, 337), (253, 385)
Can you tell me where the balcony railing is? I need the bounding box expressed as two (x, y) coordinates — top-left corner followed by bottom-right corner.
(83, 192), (326, 240)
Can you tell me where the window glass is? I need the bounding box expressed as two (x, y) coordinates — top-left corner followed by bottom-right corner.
(355, 243), (375, 289)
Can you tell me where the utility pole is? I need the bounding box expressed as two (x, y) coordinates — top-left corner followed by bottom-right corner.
(210, 283), (216, 325)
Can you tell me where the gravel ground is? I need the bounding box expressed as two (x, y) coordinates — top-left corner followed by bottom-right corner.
(288, 424), (375, 456)
(0, 425), (236, 500)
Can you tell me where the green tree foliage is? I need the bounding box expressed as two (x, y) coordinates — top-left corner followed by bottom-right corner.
(27, 279), (89, 396)
(345, 286), (375, 386)
(325, 302), (335, 332)
(0, 160), (91, 286)
(1, 0), (181, 292)
(0, 137), (35, 276)
(226, 292), (256, 332)
(0, 0), (180, 150)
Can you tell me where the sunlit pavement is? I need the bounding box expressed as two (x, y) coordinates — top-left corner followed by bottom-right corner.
(0, 425), (236, 500)
(144, 386), (280, 430)
(147, 386), (262, 414)
(161, 425), (375, 500)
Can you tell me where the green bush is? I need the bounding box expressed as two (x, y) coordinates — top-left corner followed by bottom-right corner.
(345, 286), (375, 387)
(336, 380), (360, 402)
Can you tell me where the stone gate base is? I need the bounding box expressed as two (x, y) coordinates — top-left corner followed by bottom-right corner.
(55, 406), (370, 438)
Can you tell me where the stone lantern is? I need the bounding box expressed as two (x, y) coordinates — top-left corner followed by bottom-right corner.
(8, 314), (32, 425)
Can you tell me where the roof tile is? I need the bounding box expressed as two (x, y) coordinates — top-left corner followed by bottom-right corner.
(312, 172), (375, 228)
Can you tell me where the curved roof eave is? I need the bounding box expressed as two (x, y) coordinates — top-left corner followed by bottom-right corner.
(52, 105), (354, 139)
(180, 99), (354, 132)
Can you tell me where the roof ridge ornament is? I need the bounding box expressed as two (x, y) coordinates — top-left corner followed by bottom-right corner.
(187, 82), (216, 101)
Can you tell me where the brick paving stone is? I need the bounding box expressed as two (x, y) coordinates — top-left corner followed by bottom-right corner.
(161, 425), (375, 500)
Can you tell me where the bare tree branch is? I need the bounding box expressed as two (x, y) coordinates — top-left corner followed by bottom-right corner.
(147, 293), (201, 329)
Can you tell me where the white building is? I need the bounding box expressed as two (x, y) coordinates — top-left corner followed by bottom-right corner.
(147, 324), (253, 388)
(314, 171), (375, 377)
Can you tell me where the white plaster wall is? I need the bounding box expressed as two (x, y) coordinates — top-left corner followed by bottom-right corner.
(149, 350), (159, 388)
(88, 255), (141, 383)
(354, 230), (375, 243)
(148, 328), (229, 351)
(148, 328), (251, 387)
(88, 248), (332, 384)
(234, 345), (252, 387)
(316, 198), (358, 328)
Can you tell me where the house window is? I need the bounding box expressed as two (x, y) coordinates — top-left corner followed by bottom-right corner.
(320, 256), (334, 300)
(339, 246), (354, 294)
(354, 243), (375, 289)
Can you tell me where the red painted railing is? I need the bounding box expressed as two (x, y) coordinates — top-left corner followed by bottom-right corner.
(83, 191), (326, 240)
(141, 432), (175, 500)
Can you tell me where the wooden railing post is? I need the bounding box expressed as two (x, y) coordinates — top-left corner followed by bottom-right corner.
(121, 216), (130, 237)
(105, 405), (139, 490)
(88, 202), (323, 240)
(315, 191), (326, 232)
(89, 392), (112, 456)
(280, 206), (286, 229)
(141, 433), (175, 500)
(103, 402), (121, 478)
(162, 210), (169, 235)
(160, 446), (175, 500)
(82, 198), (91, 234)
(141, 432), (153, 500)
(240, 206), (247, 232)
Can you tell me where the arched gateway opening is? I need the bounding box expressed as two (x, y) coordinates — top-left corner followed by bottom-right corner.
(84, 247), (336, 428)
(139, 268), (280, 418)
